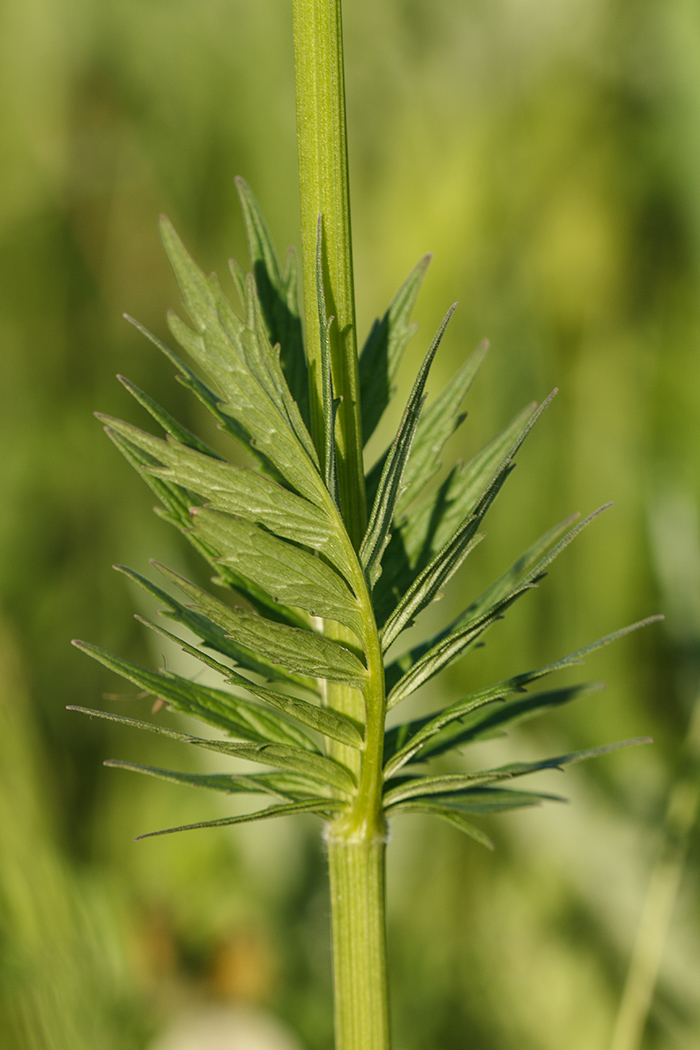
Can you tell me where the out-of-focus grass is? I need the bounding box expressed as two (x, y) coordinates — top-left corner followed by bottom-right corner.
(1, 1), (698, 1047)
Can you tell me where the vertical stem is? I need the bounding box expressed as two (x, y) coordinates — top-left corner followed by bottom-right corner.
(293, 6), (387, 1046)
(326, 834), (390, 1050)
(322, 560), (391, 1050)
(293, 0), (366, 549)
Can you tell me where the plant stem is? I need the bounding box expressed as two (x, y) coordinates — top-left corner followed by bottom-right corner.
(326, 833), (390, 1050)
(293, 0), (366, 549)
(321, 527), (391, 1050)
(293, 5), (389, 1046)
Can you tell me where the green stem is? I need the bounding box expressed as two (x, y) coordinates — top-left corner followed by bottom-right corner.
(293, 5), (388, 1045)
(293, 0), (366, 549)
(326, 832), (390, 1050)
(321, 524), (390, 1050)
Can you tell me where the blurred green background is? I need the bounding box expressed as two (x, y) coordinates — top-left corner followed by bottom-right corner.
(1, 0), (699, 1047)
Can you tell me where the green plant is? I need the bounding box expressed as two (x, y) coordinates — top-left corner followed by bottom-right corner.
(71, 3), (659, 1048)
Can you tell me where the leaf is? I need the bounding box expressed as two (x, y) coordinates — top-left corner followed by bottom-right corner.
(72, 640), (318, 751)
(419, 393), (556, 556)
(386, 505), (613, 707)
(388, 787), (563, 814)
(383, 681), (526, 776)
(135, 614), (364, 749)
(133, 798), (344, 840)
(315, 216), (340, 503)
(115, 375), (221, 458)
(392, 683), (604, 771)
(190, 509), (363, 634)
(72, 703), (355, 795)
(116, 564), (321, 693)
(381, 429), (534, 648)
(154, 562), (368, 688)
(103, 425), (312, 630)
(383, 739), (649, 807)
(67, 705), (200, 742)
(396, 339), (489, 514)
(384, 617), (662, 774)
(102, 425), (193, 521)
(183, 737), (357, 795)
(360, 305), (457, 588)
(72, 702), (354, 796)
(388, 801), (494, 849)
(102, 415), (352, 578)
(385, 582), (531, 709)
(159, 217), (326, 505)
(238, 270), (318, 463)
(359, 253), (432, 444)
(451, 506), (610, 635)
(381, 530), (486, 653)
(373, 397), (549, 627)
(124, 315), (266, 459)
(104, 760), (324, 802)
(235, 177), (309, 423)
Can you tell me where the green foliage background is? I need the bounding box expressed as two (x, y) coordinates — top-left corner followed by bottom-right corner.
(1, 0), (699, 1047)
